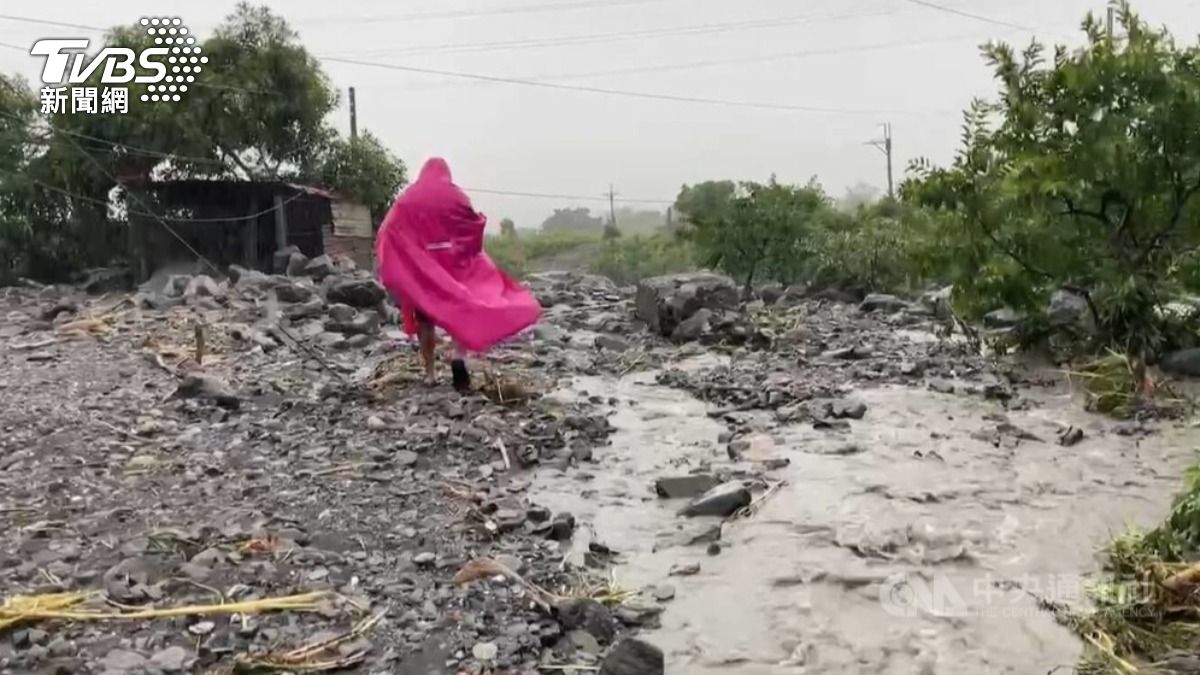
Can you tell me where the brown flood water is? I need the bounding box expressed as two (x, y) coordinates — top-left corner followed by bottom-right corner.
(534, 362), (1197, 674)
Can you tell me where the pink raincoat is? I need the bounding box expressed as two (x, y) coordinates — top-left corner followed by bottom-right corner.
(375, 158), (541, 353)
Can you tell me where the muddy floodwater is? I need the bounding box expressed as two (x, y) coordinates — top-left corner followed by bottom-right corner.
(535, 363), (1197, 674)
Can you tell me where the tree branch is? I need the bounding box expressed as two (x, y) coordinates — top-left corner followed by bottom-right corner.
(217, 145), (254, 180)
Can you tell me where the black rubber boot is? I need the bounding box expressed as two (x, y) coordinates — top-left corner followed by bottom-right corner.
(451, 359), (471, 392)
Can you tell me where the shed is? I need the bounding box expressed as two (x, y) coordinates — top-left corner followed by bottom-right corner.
(124, 179), (336, 280)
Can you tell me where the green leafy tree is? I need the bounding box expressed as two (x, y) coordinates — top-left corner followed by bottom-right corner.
(312, 131), (406, 223)
(674, 180), (735, 226)
(686, 177), (830, 293)
(903, 2), (1200, 355)
(499, 218), (517, 237)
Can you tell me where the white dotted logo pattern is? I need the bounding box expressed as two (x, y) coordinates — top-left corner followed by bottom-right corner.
(137, 17), (206, 103)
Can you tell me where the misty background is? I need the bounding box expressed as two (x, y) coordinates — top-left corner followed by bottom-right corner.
(3, 0), (1199, 230)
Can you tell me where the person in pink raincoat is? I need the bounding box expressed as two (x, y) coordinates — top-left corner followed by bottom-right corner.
(375, 158), (542, 390)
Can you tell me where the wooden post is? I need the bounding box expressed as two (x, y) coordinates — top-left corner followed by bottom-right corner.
(244, 198), (259, 268)
(273, 193), (288, 251)
(194, 322), (205, 365)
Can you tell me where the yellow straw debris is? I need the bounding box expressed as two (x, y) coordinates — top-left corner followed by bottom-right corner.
(0, 590), (331, 631)
(233, 611), (384, 672)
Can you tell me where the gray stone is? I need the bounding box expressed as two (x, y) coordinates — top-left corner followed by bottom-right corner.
(534, 324), (568, 344)
(150, 645), (190, 672)
(1162, 348), (1200, 377)
(859, 293), (908, 313)
(327, 312), (381, 336)
(600, 638), (664, 675)
(101, 648), (148, 672)
(669, 563), (701, 577)
(286, 297), (325, 319)
(472, 641), (499, 662)
(595, 335), (631, 352)
(757, 283), (785, 305)
(286, 251), (311, 277)
(327, 279), (387, 308)
(1048, 289), (1094, 331)
(394, 450), (419, 467)
(171, 374), (239, 409)
(830, 399), (868, 420)
(162, 274), (192, 298)
(671, 308), (713, 343)
(273, 245), (301, 274)
(654, 475), (721, 499)
(274, 281), (314, 304)
(569, 630), (602, 655)
(984, 307), (1022, 328)
(635, 273), (738, 337)
(304, 254), (336, 280)
(183, 274), (222, 300)
(328, 303), (357, 323)
(679, 481), (751, 518)
(652, 584), (676, 602)
(81, 267), (133, 294)
(412, 552), (436, 566)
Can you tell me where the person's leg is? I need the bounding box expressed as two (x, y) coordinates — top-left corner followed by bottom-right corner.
(450, 341), (471, 392)
(417, 318), (436, 384)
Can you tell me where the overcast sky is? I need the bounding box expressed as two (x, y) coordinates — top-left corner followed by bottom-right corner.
(3, 0), (1199, 228)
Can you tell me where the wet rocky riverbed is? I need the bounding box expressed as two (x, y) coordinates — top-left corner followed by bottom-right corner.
(0, 262), (1195, 674)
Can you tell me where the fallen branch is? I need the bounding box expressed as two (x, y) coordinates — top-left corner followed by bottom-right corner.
(453, 558), (554, 612)
(0, 591), (331, 631)
(10, 338), (61, 352)
(496, 438), (511, 471)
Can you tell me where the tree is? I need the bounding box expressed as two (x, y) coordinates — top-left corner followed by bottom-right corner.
(674, 180), (736, 226)
(540, 207), (603, 233)
(902, 2), (1200, 355)
(499, 218), (517, 237)
(686, 177), (830, 293)
(312, 131), (406, 223)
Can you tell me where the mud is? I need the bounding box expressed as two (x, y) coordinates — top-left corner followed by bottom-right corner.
(534, 368), (1196, 674)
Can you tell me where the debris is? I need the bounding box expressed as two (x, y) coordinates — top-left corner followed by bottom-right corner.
(678, 482), (751, 518)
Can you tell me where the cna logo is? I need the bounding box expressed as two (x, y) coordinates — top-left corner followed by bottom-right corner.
(879, 572), (969, 618)
(31, 17), (206, 115)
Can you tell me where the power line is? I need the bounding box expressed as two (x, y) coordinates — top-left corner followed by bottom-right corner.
(0, 14), (108, 32)
(291, 0), (674, 25)
(324, 7), (899, 57)
(898, 0), (1041, 33)
(467, 187), (670, 205)
(320, 56), (930, 116)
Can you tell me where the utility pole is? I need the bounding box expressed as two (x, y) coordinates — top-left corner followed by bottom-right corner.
(349, 86), (358, 140)
(607, 184), (618, 226)
(865, 123), (894, 200)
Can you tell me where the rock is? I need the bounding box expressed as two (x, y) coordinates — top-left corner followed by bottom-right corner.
(1058, 426), (1085, 447)
(654, 474), (720, 499)
(171, 374), (240, 409)
(232, 267), (274, 291)
(826, 345), (871, 360)
(707, 542), (722, 555)
(757, 283), (785, 305)
(556, 598), (617, 644)
(412, 552), (436, 567)
(286, 251), (311, 277)
(286, 296), (325, 319)
(569, 630), (603, 655)
(183, 274), (222, 300)
(600, 638), (664, 675)
(669, 563), (700, 577)
(1048, 288), (1094, 332)
(595, 335), (631, 352)
(328, 303), (357, 323)
(327, 279), (387, 309)
(830, 399), (868, 420)
(671, 308), (712, 343)
(652, 584), (676, 602)
(984, 307), (1022, 328)
(1161, 348), (1200, 377)
(273, 281), (314, 304)
(813, 286), (862, 304)
(635, 273), (738, 337)
(679, 481), (751, 518)
(472, 641), (498, 662)
(859, 293), (908, 313)
(327, 312), (381, 336)
(304, 254), (336, 280)
(367, 416), (387, 431)
(101, 648), (148, 672)
(534, 324), (568, 344)
(273, 245), (301, 274)
(548, 512), (576, 540)
(188, 620), (215, 636)
(394, 450), (419, 467)
(161, 275), (192, 298)
(151, 645), (190, 672)
(526, 505), (552, 522)
(81, 267), (133, 294)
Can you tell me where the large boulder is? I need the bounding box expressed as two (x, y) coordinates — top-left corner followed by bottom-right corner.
(1048, 289), (1094, 332)
(304, 254), (336, 280)
(600, 639), (664, 675)
(1161, 349), (1200, 377)
(859, 293), (909, 313)
(80, 267), (133, 295)
(273, 246), (301, 274)
(635, 273), (738, 337)
(183, 274), (223, 300)
(286, 251), (310, 277)
(272, 281), (315, 304)
(326, 278), (387, 309)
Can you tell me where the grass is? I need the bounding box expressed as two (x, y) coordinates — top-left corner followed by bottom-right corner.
(485, 229), (697, 284)
(1068, 460), (1200, 673)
